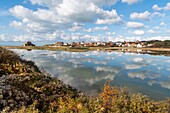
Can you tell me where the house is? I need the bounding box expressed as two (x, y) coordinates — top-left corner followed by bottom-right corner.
(116, 41), (122, 47)
(55, 42), (64, 46)
(70, 42), (76, 47)
(137, 43), (143, 48)
(23, 41), (35, 46)
(130, 43), (137, 47)
(63, 43), (69, 46)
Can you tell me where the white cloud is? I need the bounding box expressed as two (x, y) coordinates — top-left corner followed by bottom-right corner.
(128, 30), (145, 35)
(151, 12), (165, 18)
(106, 32), (115, 35)
(124, 64), (145, 70)
(160, 81), (170, 90)
(160, 22), (167, 26)
(126, 22), (146, 29)
(147, 29), (161, 34)
(144, 36), (170, 41)
(69, 23), (83, 31)
(152, 2), (170, 11)
(85, 74), (116, 85)
(121, 0), (141, 5)
(9, 5), (33, 19)
(130, 11), (165, 21)
(133, 57), (143, 62)
(96, 18), (122, 24)
(29, 0), (119, 8)
(84, 26), (109, 32)
(0, 34), (40, 42)
(10, 21), (23, 29)
(94, 26), (109, 31)
(128, 72), (146, 80)
(148, 80), (157, 86)
(96, 66), (119, 73)
(164, 2), (170, 10)
(152, 4), (162, 11)
(130, 11), (151, 20)
(8, 0), (122, 41)
(56, 0), (121, 24)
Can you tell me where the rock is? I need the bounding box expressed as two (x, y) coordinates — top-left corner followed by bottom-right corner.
(25, 96), (29, 100)
(22, 92), (26, 97)
(0, 69), (5, 76)
(6, 86), (11, 91)
(0, 94), (3, 99)
(9, 103), (14, 107)
(8, 99), (14, 103)
(24, 76), (30, 80)
(0, 89), (2, 93)
(1, 100), (7, 106)
(15, 96), (20, 100)
(9, 91), (12, 97)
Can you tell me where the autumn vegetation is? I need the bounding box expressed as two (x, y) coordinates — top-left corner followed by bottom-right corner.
(0, 47), (170, 113)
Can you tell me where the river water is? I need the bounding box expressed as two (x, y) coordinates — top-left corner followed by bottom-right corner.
(11, 49), (170, 101)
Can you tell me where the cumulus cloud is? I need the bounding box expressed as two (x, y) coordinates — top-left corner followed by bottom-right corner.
(130, 11), (165, 21)
(122, 0), (141, 5)
(128, 30), (145, 35)
(151, 12), (165, 18)
(69, 23), (83, 31)
(160, 22), (167, 26)
(160, 81), (170, 90)
(96, 66), (119, 73)
(96, 18), (122, 24)
(0, 33), (41, 42)
(130, 11), (151, 20)
(152, 2), (170, 11)
(148, 80), (157, 86)
(84, 26), (109, 32)
(128, 72), (146, 80)
(133, 57), (143, 62)
(29, 0), (119, 8)
(126, 22), (146, 29)
(152, 4), (162, 11)
(106, 32), (116, 35)
(144, 36), (170, 41)
(7, 0), (123, 41)
(147, 29), (161, 34)
(124, 64), (145, 70)
(85, 74), (116, 85)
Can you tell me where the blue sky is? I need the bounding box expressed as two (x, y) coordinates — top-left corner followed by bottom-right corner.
(0, 0), (170, 42)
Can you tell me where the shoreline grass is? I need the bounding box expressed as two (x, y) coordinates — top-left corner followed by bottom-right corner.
(3, 45), (170, 51)
(2, 46), (170, 56)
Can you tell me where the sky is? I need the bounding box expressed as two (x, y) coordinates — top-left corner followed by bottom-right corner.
(0, 0), (170, 43)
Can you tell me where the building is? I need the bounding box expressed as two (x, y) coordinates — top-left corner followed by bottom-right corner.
(23, 41), (35, 46)
(55, 42), (64, 46)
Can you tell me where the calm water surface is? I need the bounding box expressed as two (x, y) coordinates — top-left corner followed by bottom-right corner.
(11, 49), (170, 100)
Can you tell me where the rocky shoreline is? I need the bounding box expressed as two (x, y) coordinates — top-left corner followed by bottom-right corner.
(0, 47), (80, 112)
(0, 47), (170, 112)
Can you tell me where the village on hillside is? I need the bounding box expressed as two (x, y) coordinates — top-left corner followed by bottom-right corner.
(44, 40), (170, 48)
